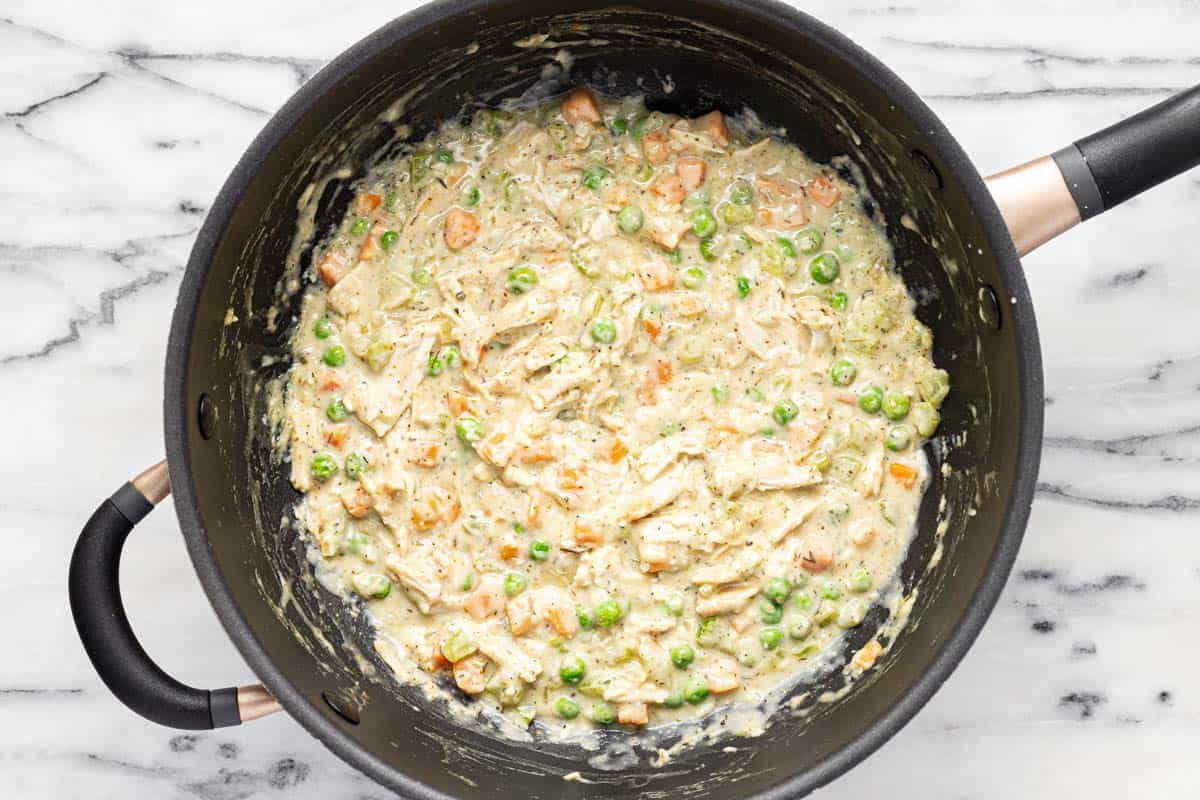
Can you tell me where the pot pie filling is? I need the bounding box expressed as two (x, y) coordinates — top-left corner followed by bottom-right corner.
(284, 89), (949, 731)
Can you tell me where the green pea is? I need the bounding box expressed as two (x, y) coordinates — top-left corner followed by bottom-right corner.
(696, 617), (724, 648)
(465, 187), (481, 207)
(576, 607), (594, 629)
(595, 600), (622, 627)
(380, 230), (399, 251)
(747, 387), (765, 403)
(667, 247), (683, 264)
(344, 453), (368, 479)
(735, 276), (752, 298)
(554, 696), (580, 719)
(787, 617), (813, 640)
(809, 252), (840, 284)
(698, 237), (721, 262)
(886, 424), (913, 452)
(343, 526), (370, 555)
(763, 576), (792, 605)
(590, 318), (617, 344)
(529, 539), (551, 561)
(325, 399), (347, 422)
(882, 392), (912, 420)
(350, 218), (369, 236)
(313, 318), (335, 339)
(504, 572), (527, 597)
(720, 202), (754, 225)
(514, 521), (526, 534)
(758, 596), (783, 624)
(427, 344), (458, 376)
(411, 266), (433, 285)
(455, 416), (485, 443)
(663, 689), (685, 709)
(912, 401), (941, 437)
(830, 359), (857, 386)
(850, 569), (873, 593)
(808, 449), (831, 471)
(734, 233), (754, 253)
(858, 385), (884, 414)
(410, 151), (433, 182)
(310, 454), (338, 480)
(366, 341), (394, 372)
(793, 590), (816, 612)
(663, 595), (685, 617)
(507, 266), (539, 294)
(711, 384), (731, 404)
(831, 290), (849, 311)
(795, 229), (823, 254)
(670, 644), (695, 669)
(819, 580), (843, 600)
(634, 162), (654, 182)
(682, 267), (706, 289)
(829, 501), (850, 522)
(777, 237), (797, 258)
(435, 148), (454, 164)
(591, 702), (617, 724)
(352, 573), (392, 600)
(836, 242), (855, 262)
(559, 654), (586, 684)
(729, 182), (753, 205)
(692, 207), (718, 239)
(610, 117), (629, 135)
(617, 205), (644, 233)
(772, 399), (799, 426)
(838, 603), (866, 629)
(630, 115), (655, 141)
(322, 345), (346, 367)
(684, 675), (710, 704)
(582, 164), (609, 190)
(759, 627), (784, 650)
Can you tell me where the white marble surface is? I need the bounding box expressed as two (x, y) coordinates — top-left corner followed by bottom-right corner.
(4, 0), (1198, 797)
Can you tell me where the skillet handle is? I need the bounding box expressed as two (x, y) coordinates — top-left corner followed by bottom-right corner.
(69, 460), (281, 729)
(986, 84), (1200, 256)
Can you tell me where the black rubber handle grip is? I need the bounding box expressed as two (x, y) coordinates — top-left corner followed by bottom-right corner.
(69, 482), (241, 729)
(1054, 85), (1200, 221)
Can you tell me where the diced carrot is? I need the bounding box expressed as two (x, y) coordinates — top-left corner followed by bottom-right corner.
(851, 521), (876, 548)
(356, 221), (385, 262)
(704, 659), (741, 694)
(675, 157), (707, 192)
(411, 485), (460, 531)
(498, 535), (521, 562)
(618, 702), (649, 725)
(317, 251), (351, 287)
(352, 192), (382, 216)
(559, 467), (582, 490)
(642, 317), (663, 340)
(756, 208), (774, 225)
(755, 173), (798, 198)
(342, 486), (373, 519)
(671, 293), (706, 318)
(640, 542), (670, 574)
(446, 390), (471, 417)
(649, 173), (686, 204)
(638, 257), (675, 292)
(453, 654), (489, 695)
(417, 642), (451, 672)
(532, 586), (579, 637)
(543, 604), (578, 638)
(445, 162), (467, 188)
(607, 438), (628, 464)
(637, 379), (658, 406)
(507, 593), (536, 636)
(800, 537), (834, 572)
(654, 359), (673, 384)
(517, 440), (555, 464)
(574, 521), (604, 546)
(834, 392), (857, 405)
(319, 371), (342, 391)
(412, 443), (440, 468)
(807, 175), (841, 207)
(324, 424), (349, 450)
(713, 418), (740, 434)
(852, 640), (883, 671)
(642, 128), (671, 164)
(729, 613), (754, 633)
(464, 574), (506, 620)
(561, 87), (601, 124)
(888, 461), (919, 489)
(443, 209), (480, 250)
(694, 110), (729, 147)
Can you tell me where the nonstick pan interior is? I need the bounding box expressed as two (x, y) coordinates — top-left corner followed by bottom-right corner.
(166, 2), (1041, 797)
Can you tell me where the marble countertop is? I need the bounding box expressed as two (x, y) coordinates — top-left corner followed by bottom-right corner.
(5, 0), (1198, 797)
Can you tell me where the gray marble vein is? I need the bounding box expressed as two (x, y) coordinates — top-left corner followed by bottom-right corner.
(4, 0), (1198, 798)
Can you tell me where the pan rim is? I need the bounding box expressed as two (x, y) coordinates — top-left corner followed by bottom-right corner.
(163, 1), (1044, 797)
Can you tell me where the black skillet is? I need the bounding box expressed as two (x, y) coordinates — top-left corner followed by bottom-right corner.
(69, 1), (1200, 797)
